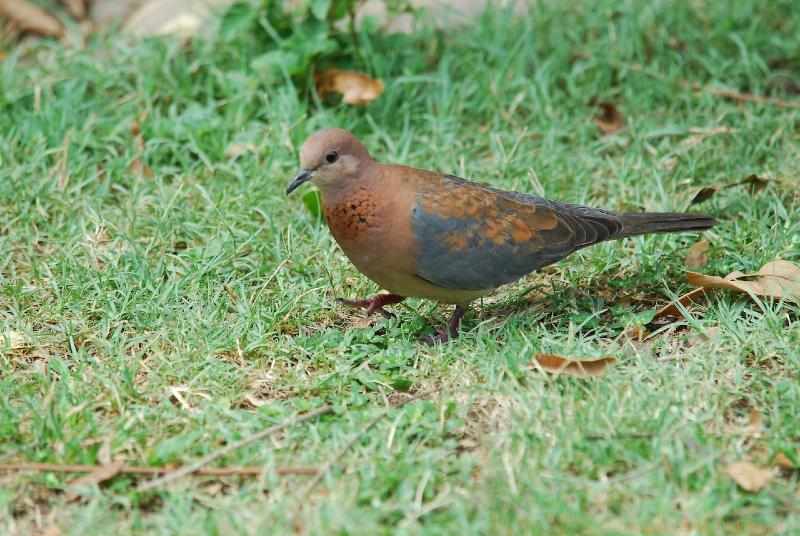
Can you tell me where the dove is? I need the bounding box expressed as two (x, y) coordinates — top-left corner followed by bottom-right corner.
(286, 128), (718, 344)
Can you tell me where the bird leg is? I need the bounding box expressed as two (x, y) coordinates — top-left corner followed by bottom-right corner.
(419, 305), (467, 345)
(337, 293), (405, 319)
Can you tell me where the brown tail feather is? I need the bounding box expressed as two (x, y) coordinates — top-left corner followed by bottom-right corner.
(614, 212), (718, 238)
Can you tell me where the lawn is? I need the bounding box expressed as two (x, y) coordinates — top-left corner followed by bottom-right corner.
(1, 0), (799, 533)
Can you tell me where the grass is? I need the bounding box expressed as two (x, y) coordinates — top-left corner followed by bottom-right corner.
(1, 0), (799, 533)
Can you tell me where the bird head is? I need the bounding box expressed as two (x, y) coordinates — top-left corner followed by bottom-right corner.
(286, 128), (373, 195)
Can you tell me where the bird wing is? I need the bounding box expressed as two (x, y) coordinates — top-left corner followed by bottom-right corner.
(411, 174), (619, 291)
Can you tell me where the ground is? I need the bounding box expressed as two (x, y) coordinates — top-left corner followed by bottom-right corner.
(1, 0), (799, 533)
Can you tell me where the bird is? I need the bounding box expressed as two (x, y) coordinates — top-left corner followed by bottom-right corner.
(286, 128), (718, 344)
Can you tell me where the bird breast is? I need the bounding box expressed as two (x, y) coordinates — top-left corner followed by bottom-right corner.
(323, 189), (380, 241)
(321, 185), (428, 295)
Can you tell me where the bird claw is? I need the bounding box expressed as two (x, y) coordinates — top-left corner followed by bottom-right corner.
(418, 332), (451, 345)
(336, 294), (404, 319)
(417, 305), (468, 346)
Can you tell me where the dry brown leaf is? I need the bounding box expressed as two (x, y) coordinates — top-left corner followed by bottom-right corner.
(2, 330), (30, 350)
(623, 323), (648, 340)
(685, 239), (710, 269)
(128, 158), (153, 177)
(0, 0), (64, 37)
(679, 126), (734, 149)
(65, 460), (124, 501)
(238, 393), (268, 409)
(654, 259), (800, 321)
(123, 0), (235, 38)
(96, 439), (112, 466)
(773, 451), (796, 471)
(652, 287), (707, 320)
(62, 0), (86, 19)
(41, 525), (62, 536)
(457, 438), (479, 451)
(724, 461), (774, 492)
(225, 142), (256, 159)
(687, 259), (800, 303)
(691, 174), (773, 204)
(351, 315), (379, 329)
(737, 174), (771, 193)
(131, 117), (143, 146)
(531, 353), (616, 378)
(742, 408), (762, 438)
(690, 186), (719, 204)
(128, 115), (153, 178)
(591, 101), (626, 135)
(314, 69), (384, 105)
(747, 408), (761, 428)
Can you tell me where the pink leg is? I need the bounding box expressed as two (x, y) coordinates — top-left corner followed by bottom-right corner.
(419, 305), (467, 345)
(337, 293), (405, 319)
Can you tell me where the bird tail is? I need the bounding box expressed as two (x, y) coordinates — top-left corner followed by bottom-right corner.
(613, 211), (718, 238)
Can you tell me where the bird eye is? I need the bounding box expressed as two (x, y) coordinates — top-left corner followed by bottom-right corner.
(324, 150), (339, 164)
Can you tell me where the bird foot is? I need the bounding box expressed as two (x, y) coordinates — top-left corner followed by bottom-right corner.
(418, 331), (451, 345)
(337, 293), (405, 319)
(418, 305), (467, 346)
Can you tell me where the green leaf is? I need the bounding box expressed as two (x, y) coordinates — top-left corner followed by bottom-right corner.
(310, 0), (332, 20)
(301, 190), (323, 221)
(328, 0), (352, 21)
(219, 2), (257, 42)
(250, 49), (302, 79)
(391, 377), (413, 392)
(285, 22), (336, 66)
(612, 308), (656, 329)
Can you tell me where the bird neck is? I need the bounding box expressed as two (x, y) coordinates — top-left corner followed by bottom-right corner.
(317, 161), (383, 206)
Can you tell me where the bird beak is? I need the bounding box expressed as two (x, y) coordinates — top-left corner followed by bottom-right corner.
(285, 169), (314, 195)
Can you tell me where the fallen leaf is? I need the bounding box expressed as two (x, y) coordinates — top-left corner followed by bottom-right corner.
(737, 173), (771, 193)
(131, 117), (142, 139)
(351, 315), (378, 329)
(747, 408), (761, 427)
(742, 408), (762, 437)
(88, 0), (142, 27)
(2, 330), (30, 350)
(65, 460), (124, 501)
(681, 126), (734, 144)
(96, 438), (112, 466)
(690, 186), (719, 204)
(457, 438), (479, 451)
(225, 142), (256, 159)
(123, 0), (237, 38)
(201, 481), (224, 496)
(63, 0), (86, 19)
(652, 287), (707, 320)
(128, 159), (152, 177)
(128, 114), (153, 178)
(724, 461), (774, 492)
(691, 174), (774, 204)
(591, 101), (626, 135)
(685, 239), (710, 269)
(42, 525), (62, 536)
(623, 323), (647, 340)
(238, 393), (268, 409)
(531, 353), (616, 378)
(653, 259), (800, 321)
(687, 259), (800, 303)
(0, 0), (64, 37)
(773, 451), (797, 471)
(314, 69), (384, 105)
